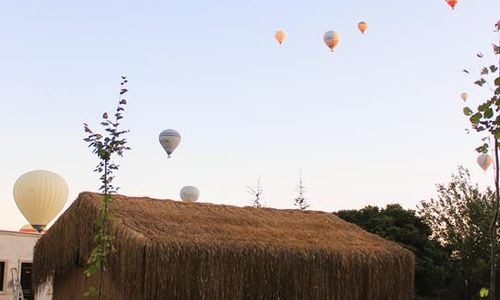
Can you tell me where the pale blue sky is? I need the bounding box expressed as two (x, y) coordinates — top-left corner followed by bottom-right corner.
(0, 0), (499, 230)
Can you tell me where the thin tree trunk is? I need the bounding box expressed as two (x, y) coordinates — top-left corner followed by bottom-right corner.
(97, 160), (109, 300)
(491, 138), (500, 300)
(494, 42), (500, 300)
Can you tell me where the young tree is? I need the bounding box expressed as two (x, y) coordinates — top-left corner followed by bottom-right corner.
(293, 170), (309, 210)
(246, 177), (263, 208)
(83, 76), (131, 299)
(418, 166), (495, 299)
(461, 22), (500, 299)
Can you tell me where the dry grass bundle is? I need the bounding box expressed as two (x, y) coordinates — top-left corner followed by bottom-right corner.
(33, 192), (414, 300)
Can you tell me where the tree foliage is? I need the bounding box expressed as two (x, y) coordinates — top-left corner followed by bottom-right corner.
(337, 204), (448, 298)
(418, 166), (496, 299)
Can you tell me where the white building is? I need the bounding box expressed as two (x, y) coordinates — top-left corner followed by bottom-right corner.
(0, 229), (51, 300)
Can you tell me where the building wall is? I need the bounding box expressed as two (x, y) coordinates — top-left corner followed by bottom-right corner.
(0, 230), (51, 300)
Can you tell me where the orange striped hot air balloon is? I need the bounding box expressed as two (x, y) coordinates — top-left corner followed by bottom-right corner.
(446, 0), (458, 9)
(358, 21), (368, 34)
(275, 30), (287, 45)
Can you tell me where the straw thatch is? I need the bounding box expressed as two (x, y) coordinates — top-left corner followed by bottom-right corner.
(33, 192), (414, 300)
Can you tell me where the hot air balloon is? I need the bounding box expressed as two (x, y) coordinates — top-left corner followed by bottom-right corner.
(446, 0), (458, 9)
(159, 129), (181, 158)
(358, 21), (368, 34)
(275, 30), (287, 45)
(477, 154), (493, 171)
(13, 170), (69, 233)
(461, 92), (468, 102)
(323, 31), (341, 52)
(180, 186), (200, 202)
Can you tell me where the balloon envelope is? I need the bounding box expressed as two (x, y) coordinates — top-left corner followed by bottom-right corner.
(180, 186), (200, 202)
(461, 92), (468, 102)
(275, 30), (287, 45)
(13, 170), (68, 232)
(323, 31), (341, 51)
(159, 129), (181, 158)
(358, 21), (368, 34)
(446, 0), (458, 9)
(477, 154), (493, 171)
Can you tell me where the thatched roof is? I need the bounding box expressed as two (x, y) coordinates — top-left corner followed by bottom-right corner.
(33, 192), (414, 300)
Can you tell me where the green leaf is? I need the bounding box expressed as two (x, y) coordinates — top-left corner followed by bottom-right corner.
(484, 108), (494, 119)
(494, 44), (500, 55)
(84, 287), (98, 297)
(475, 144), (490, 153)
(480, 287), (489, 298)
(463, 107), (473, 116)
(475, 145), (489, 153)
(478, 103), (488, 112)
(495, 77), (500, 87)
(470, 112), (482, 124)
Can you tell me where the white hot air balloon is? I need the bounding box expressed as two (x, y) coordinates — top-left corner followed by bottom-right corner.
(159, 129), (181, 158)
(180, 186), (200, 202)
(323, 31), (341, 52)
(477, 154), (494, 171)
(13, 170), (69, 232)
(461, 92), (468, 102)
